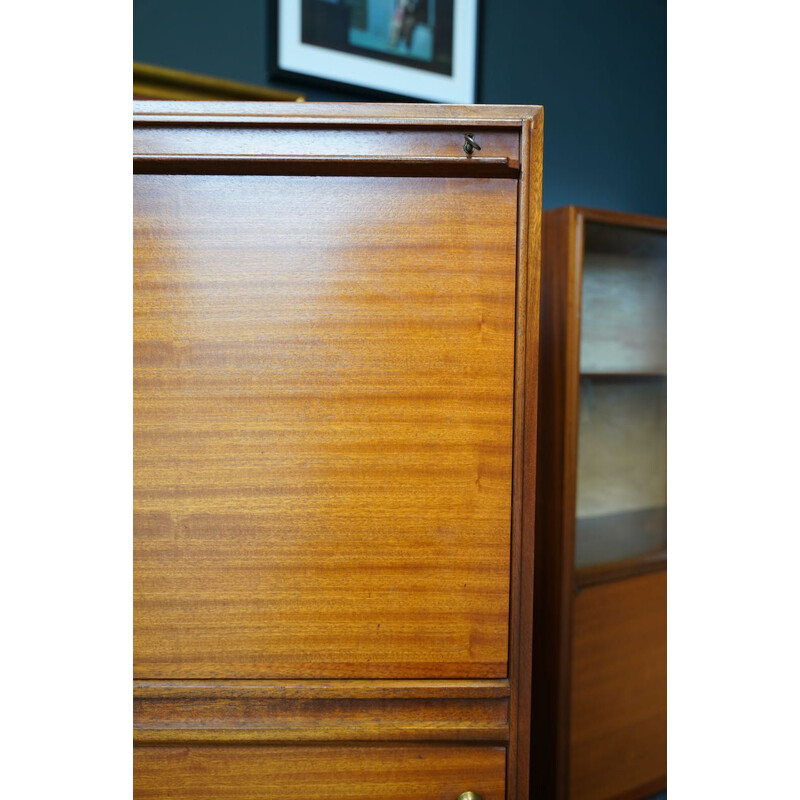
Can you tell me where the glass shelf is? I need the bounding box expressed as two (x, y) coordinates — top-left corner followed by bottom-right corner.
(576, 507), (667, 569)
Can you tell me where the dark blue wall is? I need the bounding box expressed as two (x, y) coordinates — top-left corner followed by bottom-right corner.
(134, 0), (666, 216)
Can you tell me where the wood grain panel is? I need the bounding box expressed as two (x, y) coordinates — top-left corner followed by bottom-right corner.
(134, 744), (506, 800)
(134, 173), (517, 678)
(569, 571), (667, 800)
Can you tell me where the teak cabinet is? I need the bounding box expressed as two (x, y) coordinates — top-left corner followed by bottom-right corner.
(531, 207), (667, 800)
(133, 102), (543, 799)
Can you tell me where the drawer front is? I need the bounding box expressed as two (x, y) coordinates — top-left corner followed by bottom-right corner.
(134, 744), (506, 800)
(134, 170), (518, 678)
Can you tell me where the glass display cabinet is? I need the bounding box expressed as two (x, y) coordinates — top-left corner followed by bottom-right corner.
(532, 207), (667, 800)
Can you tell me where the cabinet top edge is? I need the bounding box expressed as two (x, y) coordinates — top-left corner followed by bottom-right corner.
(546, 205), (666, 231)
(133, 100), (543, 127)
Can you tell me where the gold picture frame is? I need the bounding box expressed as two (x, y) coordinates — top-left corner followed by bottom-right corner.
(134, 62), (304, 101)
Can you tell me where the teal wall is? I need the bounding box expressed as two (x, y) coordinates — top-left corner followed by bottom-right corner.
(134, 0), (666, 216)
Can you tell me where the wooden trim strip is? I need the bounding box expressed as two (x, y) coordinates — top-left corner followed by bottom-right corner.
(133, 153), (520, 178)
(134, 680), (510, 745)
(134, 116), (526, 129)
(574, 206), (667, 232)
(134, 724), (510, 745)
(506, 108), (543, 800)
(134, 679), (511, 700)
(132, 100), (543, 126)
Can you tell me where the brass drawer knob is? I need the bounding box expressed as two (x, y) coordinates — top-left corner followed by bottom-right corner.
(457, 793), (483, 800)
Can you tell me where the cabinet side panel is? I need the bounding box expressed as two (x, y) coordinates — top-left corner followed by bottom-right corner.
(531, 206), (578, 800)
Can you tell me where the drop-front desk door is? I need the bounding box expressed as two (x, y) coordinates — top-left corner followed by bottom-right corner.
(133, 102), (543, 800)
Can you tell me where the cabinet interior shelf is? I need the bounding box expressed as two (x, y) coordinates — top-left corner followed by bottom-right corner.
(576, 549), (667, 589)
(575, 506), (667, 571)
(580, 371), (667, 379)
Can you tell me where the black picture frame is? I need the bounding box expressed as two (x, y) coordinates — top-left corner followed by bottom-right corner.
(268, 0), (480, 103)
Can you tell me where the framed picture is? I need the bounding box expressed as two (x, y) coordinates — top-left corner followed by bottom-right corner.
(270, 0), (479, 103)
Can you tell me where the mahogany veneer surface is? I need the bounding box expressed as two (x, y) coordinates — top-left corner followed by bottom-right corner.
(134, 174), (517, 678)
(570, 572), (667, 800)
(133, 101), (543, 799)
(134, 744), (507, 800)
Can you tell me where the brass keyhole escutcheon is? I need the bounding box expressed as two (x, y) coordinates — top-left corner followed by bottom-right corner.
(463, 133), (481, 155)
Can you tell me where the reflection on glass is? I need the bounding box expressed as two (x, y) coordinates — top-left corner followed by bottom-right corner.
(575, 376), (667, 567)
(575, 224), (667, 568)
